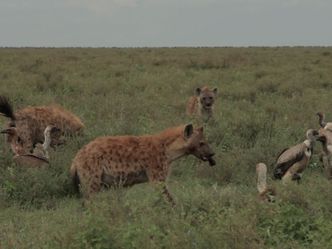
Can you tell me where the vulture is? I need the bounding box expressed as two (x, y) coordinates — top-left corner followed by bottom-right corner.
(256, 163), (276, 202)
(273, 129), (319, 183)
(317, 128), (332, 179)
(317, 112), (332, 132)
(32, 125), (60, 160)
(1, 125), (60, 167)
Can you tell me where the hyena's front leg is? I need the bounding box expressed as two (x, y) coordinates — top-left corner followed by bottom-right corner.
(151, 180), (176, 207)
(148, 168), (175, 207)
(161, 182), (175, 207)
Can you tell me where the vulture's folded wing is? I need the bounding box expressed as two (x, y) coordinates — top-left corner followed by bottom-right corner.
(273, 143), (305, 179)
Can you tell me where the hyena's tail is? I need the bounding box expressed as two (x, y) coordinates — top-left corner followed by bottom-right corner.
(70, 165), (80, 194)
(0, 96), (16, 125)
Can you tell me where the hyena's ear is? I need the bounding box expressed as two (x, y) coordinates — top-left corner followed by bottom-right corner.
(184, 124), (194, 139)
(195, 87), (202, 96)
(213, 88), (218, 95)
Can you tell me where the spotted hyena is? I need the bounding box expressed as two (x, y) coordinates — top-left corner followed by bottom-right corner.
(186, 86), (217, 121)
(0, 96), (84, 154)
(70, 124), (216, 205)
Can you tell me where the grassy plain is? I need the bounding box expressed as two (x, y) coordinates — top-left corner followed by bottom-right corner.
(0, 47), (332, 248)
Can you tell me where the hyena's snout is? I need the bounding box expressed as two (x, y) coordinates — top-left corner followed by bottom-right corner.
(205, 151), (216, 166)
(187, 125), (216, 166)
(197, 144), (216, 166)
(201, 96), (214, 109)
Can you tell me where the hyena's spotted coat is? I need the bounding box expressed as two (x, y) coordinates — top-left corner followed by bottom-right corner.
(70, 124), (215, 204)
(186, 86), (217, 121)
(0, 96), (84, 153)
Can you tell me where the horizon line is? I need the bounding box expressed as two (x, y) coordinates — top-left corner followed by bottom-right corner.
(1, 45), (332, 49)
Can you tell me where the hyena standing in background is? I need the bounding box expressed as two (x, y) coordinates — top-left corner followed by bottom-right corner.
(70, 124), (216, 205)
(0, 96), (84, 154)
(186, 86), (218, 122)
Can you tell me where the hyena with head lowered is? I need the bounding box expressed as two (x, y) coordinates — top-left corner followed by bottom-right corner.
(0, 96), (84, 154)
(186, 86), (218, 121)
(70, 124), (216, 205)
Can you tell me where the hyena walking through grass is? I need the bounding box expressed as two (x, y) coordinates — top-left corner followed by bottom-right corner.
(0, 96), (84, 154)
(70, 124), (216, 205)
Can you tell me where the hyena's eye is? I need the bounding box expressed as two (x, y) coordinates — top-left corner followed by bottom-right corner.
(209, 97), (213, 100)
(199, 142), (205, 147)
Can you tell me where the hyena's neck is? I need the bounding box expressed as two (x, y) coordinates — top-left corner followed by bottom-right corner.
(156, 126), (188, 163)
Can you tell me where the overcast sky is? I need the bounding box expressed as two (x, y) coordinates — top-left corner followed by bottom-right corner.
(0, 0), (331, 47)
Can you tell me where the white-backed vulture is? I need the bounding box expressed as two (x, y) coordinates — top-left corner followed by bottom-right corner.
(32, 125), (60, 160)
(256, 163), (276, 202)
(317, 128), (332, 179)
(273, 129), (319, 183)
(1, 125), (59, 167)
(317, 112), (332, 132)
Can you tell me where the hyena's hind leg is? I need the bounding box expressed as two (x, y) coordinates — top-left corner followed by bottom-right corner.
(78, 168), (103, 200)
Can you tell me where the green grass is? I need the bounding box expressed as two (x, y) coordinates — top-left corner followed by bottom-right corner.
(1, 47), (332, 248)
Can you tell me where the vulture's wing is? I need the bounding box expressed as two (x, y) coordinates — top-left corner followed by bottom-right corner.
(324, 123), (332, 132)
(322, 129), (332, 146)
(273, 143), (306, 179)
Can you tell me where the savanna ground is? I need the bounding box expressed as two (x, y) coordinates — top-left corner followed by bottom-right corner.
(0, 47), (332, 249)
